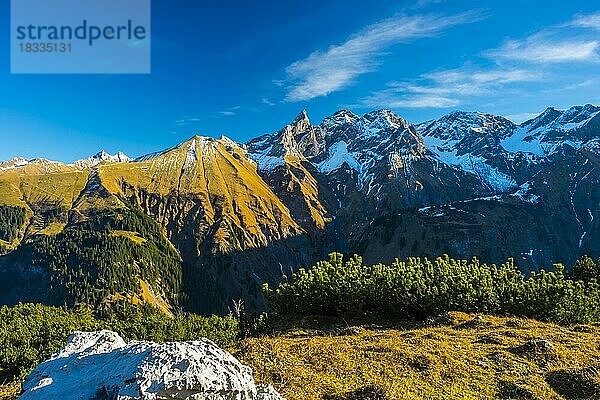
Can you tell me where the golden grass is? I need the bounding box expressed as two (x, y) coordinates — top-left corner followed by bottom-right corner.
(109, 229), (147, 245)
(0, 381), (19, 400)
(99, 137), (302, 245)
(132, 279), (174, 317)
(2, 312), (599, 399)
(33, 222), (66, 236)
(235, 312), (600, 400)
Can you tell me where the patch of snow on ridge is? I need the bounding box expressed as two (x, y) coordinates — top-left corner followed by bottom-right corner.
(510, 182), (540, 204)
(500, 127), (545, 156)
(186, 137), (197, 164)
(74, 151), (131, 169)
(529, 107), (599, 134)
(423, 135), (516, 192)
(317, 141), (361, 173)
(0, 157), (29, 171)
(247, 145), (286, 171)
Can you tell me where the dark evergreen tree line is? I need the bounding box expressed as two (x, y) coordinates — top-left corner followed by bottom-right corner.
(0, 205), (26, 242)
(12, 207), (182, 307)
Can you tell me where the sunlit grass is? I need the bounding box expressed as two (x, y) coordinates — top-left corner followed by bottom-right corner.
(236, 312), (600, 400)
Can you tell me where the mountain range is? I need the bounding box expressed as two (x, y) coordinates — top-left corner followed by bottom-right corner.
(0, 104), (598, 314)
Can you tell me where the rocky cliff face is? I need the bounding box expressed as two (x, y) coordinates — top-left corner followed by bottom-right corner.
(246, 106), (599, 271)
(0, 105), (598, 314)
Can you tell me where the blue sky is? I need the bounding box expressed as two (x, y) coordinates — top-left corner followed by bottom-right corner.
(1, 0), (599, 162)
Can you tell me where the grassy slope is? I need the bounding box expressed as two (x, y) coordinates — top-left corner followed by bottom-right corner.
(0, 163), (87, 209)
(1, 312), (599, 399)
(236, 312), (600, 400)
(99, 137), (302, 242)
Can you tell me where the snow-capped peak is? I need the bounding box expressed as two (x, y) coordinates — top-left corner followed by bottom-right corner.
(94, 150), (131, 163)
(503, 104), (600, 156)
(419, 111), (515, 142)
(521, 104), (600, 133)
(0, 157), (30, 171)
(291, 109), (310, 127)
(363, 109), (407, 130)
(74, 150), (131, 169)
(321, 110), (361, 129)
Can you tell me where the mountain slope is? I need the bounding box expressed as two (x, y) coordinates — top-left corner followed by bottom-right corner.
(0, 104), (598, 314)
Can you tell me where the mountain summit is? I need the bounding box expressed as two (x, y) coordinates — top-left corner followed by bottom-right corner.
(0, 105), (598, 314)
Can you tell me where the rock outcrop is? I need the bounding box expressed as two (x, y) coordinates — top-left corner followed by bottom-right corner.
(19, 330), (284, 400)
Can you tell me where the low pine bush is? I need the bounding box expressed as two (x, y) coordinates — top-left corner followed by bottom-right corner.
(264, 253), (600, 324)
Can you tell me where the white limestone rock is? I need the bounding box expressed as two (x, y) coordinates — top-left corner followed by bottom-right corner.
(19, 330), (284, 400)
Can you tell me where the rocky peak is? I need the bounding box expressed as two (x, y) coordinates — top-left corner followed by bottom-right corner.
(515, 104), (600, 152)
(74, 150), (131, 169)
(0, 156), (29, 170)
(363, 109), (408, 130)
(95, 150), (111, 159)
(95, 150), (131, 162)
(268, 110), (325, 160)
(521, 107), (563, 131)
(522, 104), (600, 132)
(321, 110), (361, 128)
(419, 111), (515, 142)
(291, 109), (310, 130)
(562, 104), (600, 122)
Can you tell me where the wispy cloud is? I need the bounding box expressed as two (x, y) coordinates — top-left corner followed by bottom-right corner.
(487, 33), (599, 63)
(541, 77), (599, 93)
(283, 11), (485, 102)
(412, 0), (447, 9)
(175, 117), (201, 126)
(261, 98), (275, 106)
(569, 12), (600, 31)
(358, 67), (539, 109)
(217, 106), (241, 117)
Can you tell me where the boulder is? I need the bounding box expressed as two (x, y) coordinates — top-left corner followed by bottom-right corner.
(19, 330), (284, 400)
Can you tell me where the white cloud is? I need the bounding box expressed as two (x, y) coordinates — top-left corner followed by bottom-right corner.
(217, 106), (241, 117)
(413, 0), (447, 9)
(261, 98), (275, 106)
(359, 67), (539, 109)
(487, 33), (599, 63)
(363, 93), (460, 108)
(175, 117), (201, 126)
(426, 69), (539, 85)
(283, 11), (485, 102)
(569, 12), (600, 31)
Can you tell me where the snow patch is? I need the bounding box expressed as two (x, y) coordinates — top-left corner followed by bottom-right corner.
(0, 157), (30, 171)
(422, 135), (516, 191)
(247, 145), (286, 171)
(317, 141), (360, 173)
(500, 127), (545, 156)
(510, 183), (541, 204)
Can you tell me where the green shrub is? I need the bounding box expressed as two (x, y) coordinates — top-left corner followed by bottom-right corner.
(0, 303), (99, 378)
(265, 253), (600, 324)
(0, 303), (239, 382)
